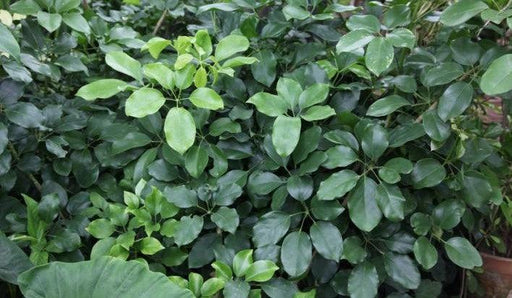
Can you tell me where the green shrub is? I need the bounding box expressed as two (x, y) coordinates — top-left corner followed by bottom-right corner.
(1, 0), (512, 297)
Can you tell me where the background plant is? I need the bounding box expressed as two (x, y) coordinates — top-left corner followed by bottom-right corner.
(0, 0), (512, 297)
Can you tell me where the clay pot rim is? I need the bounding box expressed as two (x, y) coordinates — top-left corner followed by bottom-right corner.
(479, 251), (512, 263)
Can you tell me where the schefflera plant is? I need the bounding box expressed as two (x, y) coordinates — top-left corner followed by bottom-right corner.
(76, 29), (256, 157)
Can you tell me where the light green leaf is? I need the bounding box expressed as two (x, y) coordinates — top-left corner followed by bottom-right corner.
(346, 15), (380, 33)
(272, 116), (301, 157)
(143, 63), (174, 90)
(444, 237), (482, 269)
(141, 37), (171, 59)
(164, 107), (196, 155)
(212, 261), (232, 281)
(86, 219), (115, 239)
(247, 92), (288, 117)
(105, 51), (143, 82)
(283, 5), (310, 20)
(281, 231), (312, 277)
(189, 87), (224, 110)
(201, 278), (225, 297)
(233, 249), (253, 277)
(317, 170), (360, 201)
(480, 54), (512, 95)
(277, 77), (302, 109)
(310, 222), (343, 261)
(0, 23), (20, 60)
(37, 11), (62, 33)
(140, 237), (164, 255)
(440, 0), (488, 26)
(367, 95), (410, 117)
(386, 28), (416, 49)
(336, 29), (375, 53)
(125, 87), (165, 118)
(10, 0), (41, 15)
(298, 83), (330, 109)
(365, 37), (394, 76)
(53, 0), (80, 12)
(245, 260), (279, 282)
(215, 34), (250, 61)
(300, 106), (336, 121)
(62, 12), (90, 34)
(222, 57), (259, 68)
(76, 79), (128, 101)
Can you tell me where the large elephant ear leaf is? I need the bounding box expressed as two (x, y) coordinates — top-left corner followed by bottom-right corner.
(18, 257), (195, 298)
(0, 233), (33, 285)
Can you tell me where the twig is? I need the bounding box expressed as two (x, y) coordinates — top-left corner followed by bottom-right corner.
(7, 142), (42, 192)
(152, 10), (168, 36)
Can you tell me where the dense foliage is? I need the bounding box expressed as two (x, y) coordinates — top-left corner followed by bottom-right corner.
(1, 0), (512, 297)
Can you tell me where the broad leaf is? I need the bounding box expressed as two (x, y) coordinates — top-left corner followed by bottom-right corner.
(272, 116), (301, 157)
(76, 79), (128, 101)
(164, 107), (196, 154)
(336, 30), (374, 53)
(18, 257), (194, 298)
(347, 262), (378, 298)
(189, 87), (224, 110)
(0, 23), (20, 60)
(125, 88), (165, 118)
(440, 0), (488, 26)
(310, 222), (343, 261)
(281, 231), (312, 277)
(365, 37), (394, 76)
(384, 253), (421, 290)
(105, 51), (143, 82)
(347, 177), (382, 232)
(367, 95), (410, 117)
(437, 82), (473, 120)
(215, 34), (250, 61)
(317, 170), (360, 201)
(480, 54), (512, 95)
(413, 236), (438, 270)
(444, 237), (482, 269)
(411, 158), (446, 189)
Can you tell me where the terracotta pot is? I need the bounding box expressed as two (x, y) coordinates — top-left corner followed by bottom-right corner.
(478, 252), (512, 297)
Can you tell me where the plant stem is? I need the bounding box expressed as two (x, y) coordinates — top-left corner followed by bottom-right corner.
(152, 9), (168, 36)
(8, 142), (42, 192)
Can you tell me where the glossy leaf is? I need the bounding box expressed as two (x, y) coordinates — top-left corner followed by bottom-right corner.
(164, 107), (196, 155)
(272, 116), (301, 157)
(281, 231), (312, 277)
(125, 88), (165, 118)
(365, 37), (394, 76)
(189, 87), (224, 110)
